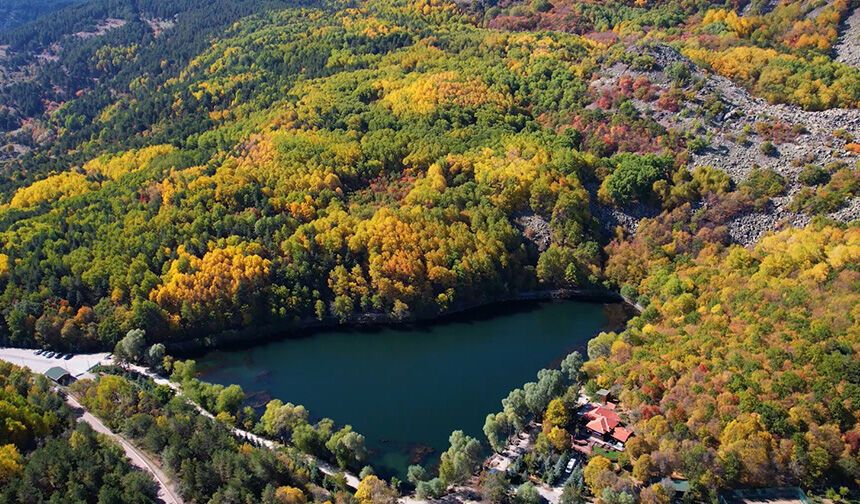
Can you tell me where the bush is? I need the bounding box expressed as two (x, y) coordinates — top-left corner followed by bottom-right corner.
(416, 478), (446, 499)
(797, 165), (830, 186)
(515, 482), (542, 504)
(630, 54), (656, 71)
(790, 167), (860, 214)
(687, 136), (709, 154)
(531, 0), (552, 13)
(666, 62), (692, 85)
(741, 168), (786, 202)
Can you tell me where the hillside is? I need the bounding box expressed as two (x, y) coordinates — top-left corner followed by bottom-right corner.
(0, 0), (858, 499)
(0, 0), (856, 350)
(0, 1), (80, 33)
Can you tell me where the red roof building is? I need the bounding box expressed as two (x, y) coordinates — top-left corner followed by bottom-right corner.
(584, 404), (632, 445)
(585, 406), (621, 425)
(585, 414), (619, 435)
(611, 427), (633, 443)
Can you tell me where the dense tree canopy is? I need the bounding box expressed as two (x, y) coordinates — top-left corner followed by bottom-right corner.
(0, 361), (160, 503)
(0, 0), (859, 499)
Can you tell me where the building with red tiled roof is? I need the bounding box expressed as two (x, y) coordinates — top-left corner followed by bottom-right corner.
(585, 406), (621, 425)
(583, 403), (633, 446)
(585, 414), (618, 435)
(611, 426), (633, 443)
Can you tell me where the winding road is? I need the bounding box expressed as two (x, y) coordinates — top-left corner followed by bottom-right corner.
(0, 348), (360, 496)
(65, 393), (184, 504)
(0, 348), (183, 504)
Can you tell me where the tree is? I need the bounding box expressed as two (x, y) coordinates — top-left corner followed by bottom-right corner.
(515, 482), (541, 504)
(274, 486), (306, 504)
(632, 454), (657, 483)
(583, 456), (613, 495)
(598, 154), (673, 206)
(292, 422), (325, 456)
(503, 388), (529, 431)
(407, 464), (428, 485)
(215, 384), (245, 416)
(484, 412), (511, 452)
(543, 398), (569, 431)
(415, 478), (446, 499)
(260, 400), (309, 440)
(546, 426), (570, 452)
(560, 352), (583, 384)
(717, 413), (778, 486)
(438, 430), (482, 486)
(114, 329), (146, 365)
(0, 444), (22, 482)
(524, 369), (564, 416)
(325, 426), (367, 469)
(481, 471), (509, 504)
(355, 475), (398, 504)
(146, 344), (166, 373)
(170, 359), (197, 383)
(558, 480), (586, 504)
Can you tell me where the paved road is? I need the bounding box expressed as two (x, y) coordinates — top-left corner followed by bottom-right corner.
(65, 394), (184, 504)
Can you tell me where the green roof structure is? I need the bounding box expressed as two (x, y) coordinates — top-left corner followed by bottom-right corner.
(44, 366), (72, 383)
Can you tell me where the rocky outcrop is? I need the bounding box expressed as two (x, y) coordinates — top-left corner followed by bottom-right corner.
(515, 212), (553, 251)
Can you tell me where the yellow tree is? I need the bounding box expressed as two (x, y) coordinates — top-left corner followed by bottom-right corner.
(583, 456), (613, 494)
(355, 475), (398, 504)
(274, 486), (307, 504)
(0, 444), (22, 482)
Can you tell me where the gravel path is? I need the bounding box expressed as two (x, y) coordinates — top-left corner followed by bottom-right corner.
(124, 362), (362, 489)
(65, 393), (184, 504)
(0, 348), (184, 503)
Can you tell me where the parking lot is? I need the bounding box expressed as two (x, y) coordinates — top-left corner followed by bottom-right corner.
(0, 347), (109, 378)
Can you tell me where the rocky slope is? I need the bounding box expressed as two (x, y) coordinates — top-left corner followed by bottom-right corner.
(836, 3), (860, 67)
(591, 44), (860, 245)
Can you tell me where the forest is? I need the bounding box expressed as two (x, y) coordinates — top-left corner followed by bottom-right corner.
(7, 0), (854, 350)
(0, 0), (79, 33)
(476, 219), (860, 501)
(0, 0), (858, 500)
(0, 360), (160, 503)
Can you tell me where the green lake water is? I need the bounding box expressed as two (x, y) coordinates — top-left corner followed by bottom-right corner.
(196, 299), (617, 479)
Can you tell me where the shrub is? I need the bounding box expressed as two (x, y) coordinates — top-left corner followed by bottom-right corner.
(790, 166), (860, 214)
(797, 165), (830, 186)
(531, 0), (552, 13)
(741, 168), (786, 201)
(760, 141), (777, 157)
(666, 62), (692, 85)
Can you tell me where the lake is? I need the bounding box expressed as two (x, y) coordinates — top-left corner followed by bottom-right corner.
(196, 299), (622, 479)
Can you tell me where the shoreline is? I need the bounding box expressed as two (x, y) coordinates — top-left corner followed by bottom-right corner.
(168, 287), (639, 356)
